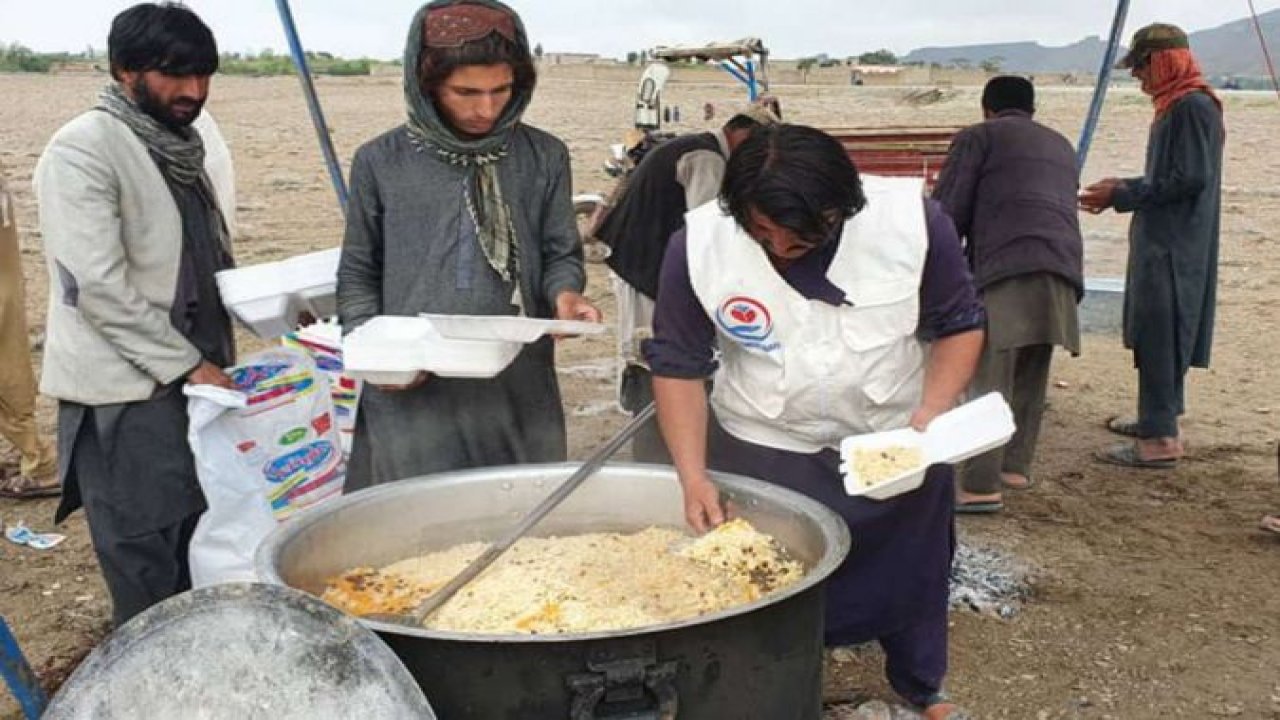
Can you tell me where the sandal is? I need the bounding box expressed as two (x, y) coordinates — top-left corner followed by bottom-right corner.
(955, 499), (1003, 514)
(923, 701), (973, 720)
(1000, 472), (1034, 491)
(0, 473), (62, 500)
(1094, 443), (1177, 470)
(1260, 515), (1280, 536)
(1105, 415), (1141, 438)
(1107, 416), (1189, 447)
(825, 700), (893, 720)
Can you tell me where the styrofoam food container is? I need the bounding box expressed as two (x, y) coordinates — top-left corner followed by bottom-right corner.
(840, 392), (1016, 501)
(420, 314), (607, 343)
(216, 248), (340, 339)
(840, 428), (930, 501)
(342, 316), (524, 384)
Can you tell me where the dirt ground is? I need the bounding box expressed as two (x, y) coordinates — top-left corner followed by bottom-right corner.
(2, 72), (1279, 719)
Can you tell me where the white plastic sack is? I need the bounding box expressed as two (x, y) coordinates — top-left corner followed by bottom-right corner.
(185, 348), (346, 587)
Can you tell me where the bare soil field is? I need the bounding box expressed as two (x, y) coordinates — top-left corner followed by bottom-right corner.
(2, 72), (1279, 718)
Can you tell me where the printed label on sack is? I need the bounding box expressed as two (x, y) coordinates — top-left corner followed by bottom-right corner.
(232, 362), (289, 389)
(278, 427), (308, 446)
(263, 441), (336, 486)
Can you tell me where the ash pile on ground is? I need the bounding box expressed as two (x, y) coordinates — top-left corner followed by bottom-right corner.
(949, 538), (1035, 619)
(824, 699), (924, 719)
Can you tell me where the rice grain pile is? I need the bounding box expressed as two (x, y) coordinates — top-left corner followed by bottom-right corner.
(322, 518), (804, 634)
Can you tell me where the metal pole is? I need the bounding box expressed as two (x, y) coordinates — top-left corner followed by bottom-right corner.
(719, 61), (752, 92)
(1076, 0), (1132, 173)
(0, 617), (47, 720)
(275, 0), (349, 214)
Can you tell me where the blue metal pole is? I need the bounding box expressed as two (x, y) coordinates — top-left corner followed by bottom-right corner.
(275, 0), (349, 214)
(719, 61), (750, 89)
(0, 617), (47, 720)
(1076, 0), (1132, 173)
(746, 60), (758, 101)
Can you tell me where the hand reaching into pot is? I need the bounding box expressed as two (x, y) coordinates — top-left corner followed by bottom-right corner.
(681, 473), (727, 534)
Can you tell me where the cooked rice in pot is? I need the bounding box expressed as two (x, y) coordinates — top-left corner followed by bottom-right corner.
(321, 518), (804, 633)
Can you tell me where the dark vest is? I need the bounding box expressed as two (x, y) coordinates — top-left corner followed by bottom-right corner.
(959, 111), (1084, 295)
(598, 132), (722, 299)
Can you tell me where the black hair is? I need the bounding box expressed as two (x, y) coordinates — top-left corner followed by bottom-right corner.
(720, 124), (865, 249)
(418, 30), (536, 98)
(724, 114), (762, 132)
(108, 3), (218, 81)
(981, 75), (1035, 114)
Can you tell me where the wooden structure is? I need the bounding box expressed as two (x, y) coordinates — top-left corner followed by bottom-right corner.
(823, 126), (961, 189)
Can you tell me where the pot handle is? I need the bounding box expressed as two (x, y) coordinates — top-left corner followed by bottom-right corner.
(567, 658), (679, 720)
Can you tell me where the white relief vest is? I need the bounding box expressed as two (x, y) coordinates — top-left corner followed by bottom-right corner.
(686, 175), (929, 453)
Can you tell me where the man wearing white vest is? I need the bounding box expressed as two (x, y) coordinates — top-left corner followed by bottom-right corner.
(35, 3), (236, 625)
(646, 125), (984, 720)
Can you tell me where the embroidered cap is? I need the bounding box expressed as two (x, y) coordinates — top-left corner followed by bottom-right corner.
(1117, 23), (1190, 69)
(425, 3), (518, 48)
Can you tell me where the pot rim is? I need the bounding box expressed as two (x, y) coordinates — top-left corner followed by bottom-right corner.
(254, 462), (851, 642)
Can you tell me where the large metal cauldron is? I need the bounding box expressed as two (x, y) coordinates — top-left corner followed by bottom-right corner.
(255, 463), (850, 720)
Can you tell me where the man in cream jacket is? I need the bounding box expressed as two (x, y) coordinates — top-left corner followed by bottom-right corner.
(35, 2), (236, 625)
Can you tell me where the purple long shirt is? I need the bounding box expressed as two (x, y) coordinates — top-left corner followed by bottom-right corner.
(643, 199), (985, 378)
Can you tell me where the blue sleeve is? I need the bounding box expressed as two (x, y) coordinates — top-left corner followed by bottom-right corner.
(642, 229), (718, 378)
(918, 199), (986, 341)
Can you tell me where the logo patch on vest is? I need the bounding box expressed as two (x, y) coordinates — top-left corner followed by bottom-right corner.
(715, 296), (780, 351)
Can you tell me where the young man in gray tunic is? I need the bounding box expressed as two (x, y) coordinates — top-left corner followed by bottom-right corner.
(35, 3), (237, 625)
(1080, 23), (1224, 469)
(338, 0), (599, 489)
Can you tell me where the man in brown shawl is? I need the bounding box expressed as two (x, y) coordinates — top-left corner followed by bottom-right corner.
(337, 0), (599, 489)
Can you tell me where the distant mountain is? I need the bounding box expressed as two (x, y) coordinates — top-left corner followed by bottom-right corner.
(902, 9), (1280, 77)
(904, 36), (1112, 74)
(1190, 9), (1280, 76)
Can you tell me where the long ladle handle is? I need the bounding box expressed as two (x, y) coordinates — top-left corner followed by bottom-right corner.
(409, 402), (659, 624)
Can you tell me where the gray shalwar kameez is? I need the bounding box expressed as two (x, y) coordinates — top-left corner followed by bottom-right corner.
(55, 166), (234, 626)
(1112, 91), (1223, 438)
(337, 127), (584, 489)
(961, 274), (1079, 491)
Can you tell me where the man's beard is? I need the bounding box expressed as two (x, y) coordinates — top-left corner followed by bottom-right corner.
(131, 76), (204, 131)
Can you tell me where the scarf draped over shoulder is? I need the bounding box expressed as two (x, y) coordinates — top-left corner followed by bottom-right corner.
(402, 0), (533, 284)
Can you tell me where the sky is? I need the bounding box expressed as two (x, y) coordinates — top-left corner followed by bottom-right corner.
(1, 0), (1276, 61)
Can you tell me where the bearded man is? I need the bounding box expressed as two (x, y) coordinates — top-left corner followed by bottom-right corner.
(34, 2), (237, 625)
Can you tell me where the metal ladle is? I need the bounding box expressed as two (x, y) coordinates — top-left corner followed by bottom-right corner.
(365, 402), (658, 628)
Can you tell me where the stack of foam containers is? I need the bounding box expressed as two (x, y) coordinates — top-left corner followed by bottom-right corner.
(342, 315), (605, 384)
(216, 248), (341, 339)
(342, 316), (522, 384)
